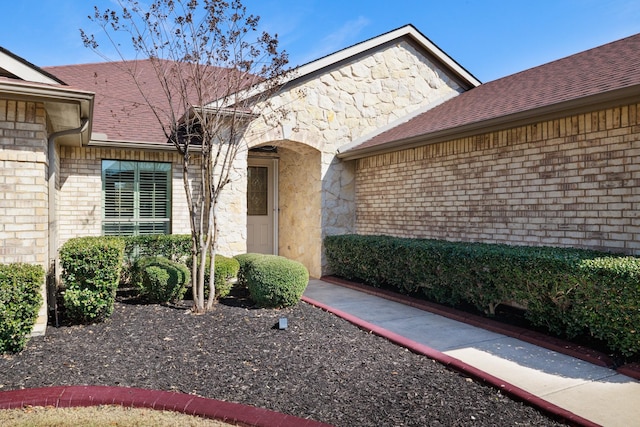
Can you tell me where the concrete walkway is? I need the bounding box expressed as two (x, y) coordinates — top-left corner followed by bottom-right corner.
(303, 279), (640, 427)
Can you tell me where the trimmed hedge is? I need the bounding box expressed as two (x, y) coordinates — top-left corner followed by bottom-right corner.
(59, 237), (125, 324)
(0, 263), (44, 353)
(325, 234), (640, 357)
(133, 256), (191, 303)
(239, 254), (309, 308)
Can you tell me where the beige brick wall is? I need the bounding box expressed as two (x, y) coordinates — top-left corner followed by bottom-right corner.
(58, 146), (191, 246)
(0, 100), (48, 264)
(355, 103), (640, 255)
(0, 99), (49, 335)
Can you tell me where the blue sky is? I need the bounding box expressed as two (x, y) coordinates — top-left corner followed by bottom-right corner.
(2, 0), (640, 82)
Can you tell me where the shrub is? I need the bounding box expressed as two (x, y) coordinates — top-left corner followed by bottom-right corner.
(245, 255), (309, 308)
(574, 257), (640, 357)
(325, 234), (640, 357)
(188, 254), (240, 299)
(121, 235), (191, 284)
(234, 253), (265, 288)
(60, 237), (125, 324)
(134, 256), (191, 304)
(0, 263), (44, 353)
(213, 255), (240, 298)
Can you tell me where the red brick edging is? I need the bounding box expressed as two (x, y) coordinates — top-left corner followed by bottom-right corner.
(0, 385), (331, 427)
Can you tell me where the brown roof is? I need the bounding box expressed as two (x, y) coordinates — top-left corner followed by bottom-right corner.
(44, 60), (247, 144)
(345, 32), (640, 156)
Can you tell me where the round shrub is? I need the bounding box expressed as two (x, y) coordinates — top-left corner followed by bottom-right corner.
(134, 256), (190, 304)
(245, 255), (309, 308)
(234, 253), (266, 287)
(189, 254), (240, 299)
(213, 255), (240, 298)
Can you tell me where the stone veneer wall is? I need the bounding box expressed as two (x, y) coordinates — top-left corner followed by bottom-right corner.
(58, 146), (246, 256)
(0, 100), (49, 335)
(355, 103), (640, 255)
(244, 40), (465, 275)
(276, 145), (322, 276)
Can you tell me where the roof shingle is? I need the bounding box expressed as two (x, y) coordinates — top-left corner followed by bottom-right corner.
(45, 60), (245, 144)
(347, 32), (640, 154)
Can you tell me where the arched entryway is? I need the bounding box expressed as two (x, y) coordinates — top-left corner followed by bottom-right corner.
(247, 141), (322, 277)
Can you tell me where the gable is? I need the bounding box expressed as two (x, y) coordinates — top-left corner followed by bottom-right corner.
(0, 47), (64, 85)
(340, 32), (640, 159)
(245, 28), (477, 152)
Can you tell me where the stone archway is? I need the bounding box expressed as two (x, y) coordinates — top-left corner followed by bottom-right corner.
(248, 141), (322, 278)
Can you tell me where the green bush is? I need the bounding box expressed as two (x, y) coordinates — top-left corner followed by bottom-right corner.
(189, 254), (240, 299)
(121, 235), (191, 284)
(245, 255), (309, 308)
(0, 263), (44, 353)
(234, 253), (266, 288)
(325, 234), (640, 357)
(213, 255), (240, 298)
(574, 257), (640, 357)
(60, 237), (125, 324)
(134, 256), (191, 304)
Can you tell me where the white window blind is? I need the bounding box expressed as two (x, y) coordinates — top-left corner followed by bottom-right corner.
(102, 160), (171, 235)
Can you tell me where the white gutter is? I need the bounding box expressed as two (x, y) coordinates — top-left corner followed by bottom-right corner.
(47, 118), (90, 326)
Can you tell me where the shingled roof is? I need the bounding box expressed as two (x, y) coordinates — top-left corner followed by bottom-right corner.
(45, 60), (247, 145)
(339, 32), (640, 160)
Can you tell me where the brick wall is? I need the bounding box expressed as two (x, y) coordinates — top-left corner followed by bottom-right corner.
(0, 100), (48, 265)
(355, 103), (640, 255)
(58, 146), (191, 246)
(0, 100), (49, 335)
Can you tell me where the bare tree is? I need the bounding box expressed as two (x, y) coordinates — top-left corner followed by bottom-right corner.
(82, 0), (289, 312)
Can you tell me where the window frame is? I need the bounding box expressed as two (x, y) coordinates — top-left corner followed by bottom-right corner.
(101, 159), (172, 236)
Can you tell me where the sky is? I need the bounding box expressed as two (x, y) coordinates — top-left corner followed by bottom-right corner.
(1, 0), (640, 83)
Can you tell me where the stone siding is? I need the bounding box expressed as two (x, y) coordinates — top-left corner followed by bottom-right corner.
(0, 100), (49, 335)
(244, 40), (464, 275)
(355, 103), (640, 254)
(276, 145), (322, 276)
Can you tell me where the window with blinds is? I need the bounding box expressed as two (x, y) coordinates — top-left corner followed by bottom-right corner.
(102, 160), (171, 236)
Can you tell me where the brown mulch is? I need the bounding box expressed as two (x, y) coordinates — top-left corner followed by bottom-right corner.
(0, 288), (566, 426)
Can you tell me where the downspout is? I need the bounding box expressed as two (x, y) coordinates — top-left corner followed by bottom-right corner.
(47, 119), (89, 326)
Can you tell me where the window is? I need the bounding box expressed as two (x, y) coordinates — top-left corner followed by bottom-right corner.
(102, 160), (171, 235)
(247, 166), (268, 216)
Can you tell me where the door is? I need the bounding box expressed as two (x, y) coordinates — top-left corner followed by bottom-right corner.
(247, 158), (277, 254)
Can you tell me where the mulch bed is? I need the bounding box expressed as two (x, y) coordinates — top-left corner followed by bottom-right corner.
(0, 288), (566, 426)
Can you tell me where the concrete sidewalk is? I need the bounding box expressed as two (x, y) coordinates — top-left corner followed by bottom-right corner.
(303, 279), (640, 427)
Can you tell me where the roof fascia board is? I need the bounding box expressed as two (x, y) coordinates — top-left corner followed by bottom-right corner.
(0, 80), (93, 106)
(88, 138), (205, 156)
(89, 135), (176, 151)
(0, 79), (94, 145)
(292, 25), (481, 89)
(0, 48), (65, 85)
(338, 85), (640, 161)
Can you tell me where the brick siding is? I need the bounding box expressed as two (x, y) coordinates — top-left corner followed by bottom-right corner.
(0, 100), (48, 265)
(0, 100), (49, 335)
(58, 146), (191, 246)
(355, 103), (640, 254)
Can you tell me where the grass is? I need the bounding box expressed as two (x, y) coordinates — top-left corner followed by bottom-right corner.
(0, 405), (234, 426)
